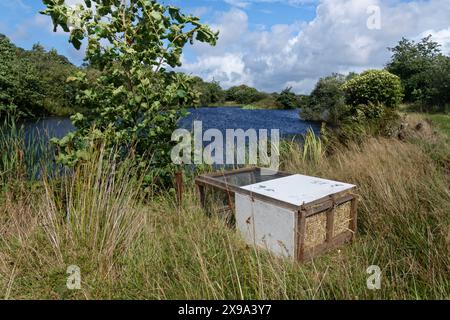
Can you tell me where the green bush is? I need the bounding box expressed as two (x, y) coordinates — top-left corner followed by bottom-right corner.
(301, 74), (347, 125)
(192, 77), (225, 106)
(342, 69), (404, 108)
(276, 87), (300, 109)
(0, 34), (79, 119)
(226, 85), (267, 104)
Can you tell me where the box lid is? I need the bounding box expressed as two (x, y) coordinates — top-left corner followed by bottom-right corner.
(240, 174), (356, 206)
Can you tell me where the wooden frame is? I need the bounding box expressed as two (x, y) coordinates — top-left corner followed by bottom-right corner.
(295, 195), (358, 263)
(195, 167), (358, 263)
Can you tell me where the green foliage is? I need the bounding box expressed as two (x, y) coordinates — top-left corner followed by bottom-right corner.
(301, 70), (402, 141)
(0, 35), (45, 118)
(301, 74), (347, 125)
(387, 36), (450, 110)
(0, 34), (78, 119)
(301, 128), (323, 165)
(249, 96), (283, 109)
(41, 0), (218, 186)
(192, 77), (225, 106)
(342, 70), (404, 108)
(225, 85), (267, 104)
(26, 44), (79, 116)
(276, 87), (300, 109)
(0, 116), (54, 185)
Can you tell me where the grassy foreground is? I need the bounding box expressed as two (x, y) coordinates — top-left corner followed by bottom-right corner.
(0, 114), (449, 299)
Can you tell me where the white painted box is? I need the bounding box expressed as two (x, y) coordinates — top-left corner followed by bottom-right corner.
(235, 174), (357, 262)
(196, 168), (358, 262)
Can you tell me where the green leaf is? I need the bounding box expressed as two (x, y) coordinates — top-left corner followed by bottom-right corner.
(150, 11), (162, 21)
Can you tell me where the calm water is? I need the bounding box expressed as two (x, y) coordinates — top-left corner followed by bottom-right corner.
(178, 107), (319, 138)
(24, 107), (319, 141)
(24, 117), (75, 142)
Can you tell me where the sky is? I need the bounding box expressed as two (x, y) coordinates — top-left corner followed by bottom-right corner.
(1, 0), (450, 93)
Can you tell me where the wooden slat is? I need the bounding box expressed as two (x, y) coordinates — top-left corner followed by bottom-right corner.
(297, 209), (307, 262)
(326, 209), (335, 243)
(349, 196), (358, 240)
(302, 231), (353, 262)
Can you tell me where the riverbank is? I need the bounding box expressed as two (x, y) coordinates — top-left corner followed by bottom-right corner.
(0, 112), (448, 299)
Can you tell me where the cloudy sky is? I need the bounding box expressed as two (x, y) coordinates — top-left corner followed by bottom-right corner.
(1, 0), (450, 93)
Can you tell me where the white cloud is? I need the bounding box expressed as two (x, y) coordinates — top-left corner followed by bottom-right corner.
(224, 0), (319, 8)
(224, 0), (251, 8)
(179, 0), (450, 94)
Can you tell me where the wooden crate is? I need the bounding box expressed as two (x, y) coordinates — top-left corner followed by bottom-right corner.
(195, 167), (358, 263)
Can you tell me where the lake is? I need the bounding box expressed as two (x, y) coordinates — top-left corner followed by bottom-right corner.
(178, 107), (319, 137)
(25, 107), (320, 141)
(25, 107), (320, 138)
(20, 108), (319, 175)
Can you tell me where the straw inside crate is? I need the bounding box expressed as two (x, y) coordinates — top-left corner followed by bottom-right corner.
(333, 201), (352, 235)
(304, 211), (327, 248)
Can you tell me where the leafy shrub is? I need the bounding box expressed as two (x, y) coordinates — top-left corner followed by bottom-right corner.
(276, 87), (300, 109)
(387, 36), (440, 102)
(254, 96), (283, 109)
(226, 85), (267, 104)
(342, 69), (403, 108)
(192, 77), (225, 106)
(301, 74), (347, 125)
(0, 34), (78, 118)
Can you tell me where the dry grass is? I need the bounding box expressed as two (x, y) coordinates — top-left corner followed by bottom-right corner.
(0, 114), (449, 299)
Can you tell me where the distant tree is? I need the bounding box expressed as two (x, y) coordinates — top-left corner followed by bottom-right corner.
(0, 34), (45, 118)
(24, 43), (79, 116)
(192, 77), (225, 106)
(387, 35), (450, 110)
(0, 34), (80, 119)
(345, 72), (358, 81)
(225, 85), (266, 104)
(276, 87), (299, 109)
(301, 74), (347, 125)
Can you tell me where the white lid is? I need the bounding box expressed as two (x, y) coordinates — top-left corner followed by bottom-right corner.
(240, 174), (355, 206)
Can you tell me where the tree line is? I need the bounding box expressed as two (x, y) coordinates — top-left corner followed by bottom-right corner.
(299, 35), (450, 141)
(192, 77), (306, 109)
(0, 33), (305, 122)
(1, 32), (449, 122)
(0, 34), (80, 118)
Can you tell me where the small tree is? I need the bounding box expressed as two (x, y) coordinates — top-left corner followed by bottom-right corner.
(342, 70), (403, 108)
(41, 0), (218, 183)
(387, 36), (441, 102)
(226, 85), (266, 104)
(0, 34), (46, 118)
(192, 77), (225, 106)
(387, 36), (450, 110)
(276, 87), (299, 109)
(301, 74), (347, 125)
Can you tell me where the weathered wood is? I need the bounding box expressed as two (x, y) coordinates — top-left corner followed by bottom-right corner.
(326, 208), (335, 243)
(302, 231), (353, 262)
(297, 209), (307, 262)
(196, 182), (206, 208)
(350, 196), (358, 240)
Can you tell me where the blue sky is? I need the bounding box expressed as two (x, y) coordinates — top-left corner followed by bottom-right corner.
(0, 0), (316, 64)
(1, 0), (450, 93)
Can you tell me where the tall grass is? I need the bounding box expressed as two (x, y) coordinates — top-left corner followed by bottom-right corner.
(0, 114), (449, 299)
(0, 117), (54, 186)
